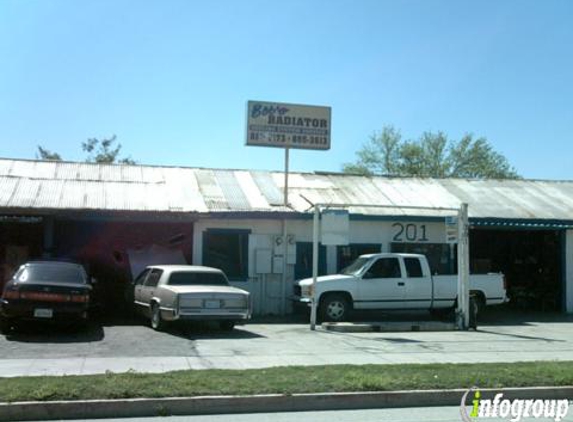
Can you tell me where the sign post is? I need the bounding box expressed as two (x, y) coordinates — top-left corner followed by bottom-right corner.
(284, 147), (289, 206)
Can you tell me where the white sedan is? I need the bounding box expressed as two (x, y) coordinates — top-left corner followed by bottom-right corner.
(133, 265), (251, 331)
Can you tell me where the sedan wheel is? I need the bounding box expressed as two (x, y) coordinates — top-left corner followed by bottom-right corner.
(151, 304), (165, 331)
(0, 317), (10, 334)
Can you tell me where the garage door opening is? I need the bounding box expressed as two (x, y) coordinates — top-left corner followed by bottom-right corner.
(470, 229), (563, 312)
(53, 220), (194, 319)
(0, 217), (43, 292)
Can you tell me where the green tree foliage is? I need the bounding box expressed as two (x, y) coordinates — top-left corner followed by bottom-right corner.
(81, 135), (136, 164)
(343, 126), (520, 179)
(36, 135), (136, 164)
(35, 146), (62, 161)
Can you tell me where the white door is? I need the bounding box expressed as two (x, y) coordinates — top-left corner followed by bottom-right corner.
(402, 257), (432, 309)
(133, 268), (151, 309)
(357, 257), (405, 309)
(140, 269), (163, 308)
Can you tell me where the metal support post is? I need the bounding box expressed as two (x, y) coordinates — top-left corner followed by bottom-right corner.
(284, 147), (289, 206)
(281, 218), (288, 316)
(310, 205), (319, 330)
(456, 203), (470, 329)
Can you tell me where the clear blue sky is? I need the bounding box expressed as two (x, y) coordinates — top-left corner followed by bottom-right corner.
(1, 0), (572, 179)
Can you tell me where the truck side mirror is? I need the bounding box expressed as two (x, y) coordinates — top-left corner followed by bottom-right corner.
(91, 277), (98, 285)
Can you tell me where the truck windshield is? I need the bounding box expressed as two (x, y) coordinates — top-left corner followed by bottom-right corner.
(340, 257), (370, 275)
(168, 272), (230, 286)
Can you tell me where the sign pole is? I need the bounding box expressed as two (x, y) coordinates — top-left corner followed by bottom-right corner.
(284, 147), (290, 206)
(280, 147), (290, 316)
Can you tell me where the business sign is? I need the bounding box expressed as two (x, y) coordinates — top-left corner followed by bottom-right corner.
(445, 216), (458, 244)
(321, 209), (349, 245)
(246, 100), (331, 150)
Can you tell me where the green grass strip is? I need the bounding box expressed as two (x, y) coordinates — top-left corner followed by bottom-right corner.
(1, 361), (572, 403)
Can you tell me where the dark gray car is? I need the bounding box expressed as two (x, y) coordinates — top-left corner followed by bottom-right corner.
(0, 261), (92, 332)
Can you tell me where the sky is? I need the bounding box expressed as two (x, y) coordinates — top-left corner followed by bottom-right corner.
(0, 0), (572, 179)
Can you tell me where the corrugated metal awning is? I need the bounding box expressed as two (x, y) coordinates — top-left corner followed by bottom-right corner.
(2, 158), (573, 223)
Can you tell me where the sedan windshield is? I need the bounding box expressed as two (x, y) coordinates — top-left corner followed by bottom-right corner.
(168, 271), (229, 286)
(340, 257), (370, 276)
(16, 264), (85, 284)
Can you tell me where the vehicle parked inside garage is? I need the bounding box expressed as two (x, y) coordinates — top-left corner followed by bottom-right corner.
(296, 253), (507, 322)
(0, 261), (93, 332)
(133, 265), (251, 331)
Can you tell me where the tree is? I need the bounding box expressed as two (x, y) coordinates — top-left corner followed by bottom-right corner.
(36, 146), (62, 161)
(343, 126), (520, 179)
(36, 135), (136, 164)
(81, 135), (136, 164)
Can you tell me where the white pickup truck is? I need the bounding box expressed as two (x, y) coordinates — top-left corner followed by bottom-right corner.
(296, 253), (507, 322)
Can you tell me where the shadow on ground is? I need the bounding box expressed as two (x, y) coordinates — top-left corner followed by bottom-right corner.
(159, 322), (267, 340)
(4, 321), (105, 343)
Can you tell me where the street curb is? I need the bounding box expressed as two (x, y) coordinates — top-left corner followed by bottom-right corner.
(0, 386), (572, 421)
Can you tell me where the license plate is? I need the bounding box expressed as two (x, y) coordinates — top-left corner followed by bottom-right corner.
(204, 300), (220, 309)
(34, 308), (53, 318)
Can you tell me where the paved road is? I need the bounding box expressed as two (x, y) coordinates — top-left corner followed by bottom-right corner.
(1, 311), (573, 376)
(24, 406), (572, 422)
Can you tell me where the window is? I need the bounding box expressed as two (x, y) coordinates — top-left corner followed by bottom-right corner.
(340, 257), (370, 276)
(404, 257), (423, 278)
(294, 242), (326, 280)
(17, 264), (85, 284)
(168, 271), (229, 286)
(367, 258), (401, 278)
(203, 229), (249, 281)
(144, 269), (163, 287)
(337, 244), (380, 272)
(134, 269), (150, 285)
(391, 243), (456, 275)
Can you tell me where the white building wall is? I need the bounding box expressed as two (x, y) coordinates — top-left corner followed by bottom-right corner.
(565, 230), (573, 313)
(192, 216), (448, 315)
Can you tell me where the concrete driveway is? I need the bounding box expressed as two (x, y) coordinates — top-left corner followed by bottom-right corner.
(1, 310), (573, 377)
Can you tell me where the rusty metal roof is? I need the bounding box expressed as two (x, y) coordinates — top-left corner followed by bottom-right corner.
(2, 158), (573, 222)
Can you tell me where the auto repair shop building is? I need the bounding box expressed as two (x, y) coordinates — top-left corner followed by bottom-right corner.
(1, 157), (572, 316)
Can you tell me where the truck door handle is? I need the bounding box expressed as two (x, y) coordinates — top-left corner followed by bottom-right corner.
(397, 282), (405, 286)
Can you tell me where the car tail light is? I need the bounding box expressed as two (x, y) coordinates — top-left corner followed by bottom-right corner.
(2, 288), (20, 300)
(17, 291), (89, 303)
(70, 294), (90, 303)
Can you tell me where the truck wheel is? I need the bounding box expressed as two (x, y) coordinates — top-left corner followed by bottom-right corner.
(151, 304), (166, 331)
(475, 295), (485, 316)
(320, 294), (350, 322)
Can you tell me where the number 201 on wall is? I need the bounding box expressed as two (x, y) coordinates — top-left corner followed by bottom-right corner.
(392, 223), (429, 242)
